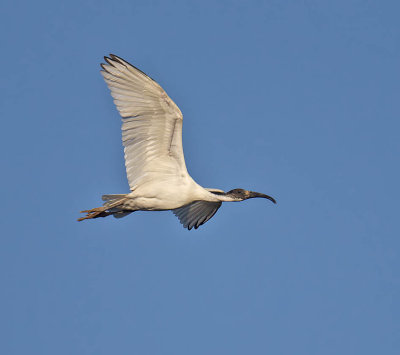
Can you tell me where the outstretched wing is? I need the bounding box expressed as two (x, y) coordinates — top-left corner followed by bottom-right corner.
(172, 201), (222, 230)
(101, 54), (188, 190)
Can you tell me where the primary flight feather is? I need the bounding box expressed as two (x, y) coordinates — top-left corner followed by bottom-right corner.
(78, 54), (276, 230)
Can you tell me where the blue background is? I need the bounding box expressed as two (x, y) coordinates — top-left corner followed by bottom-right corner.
(1, 1), (399, 354)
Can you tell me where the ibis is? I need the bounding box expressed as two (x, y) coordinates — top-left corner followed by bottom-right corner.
(78, 54), (276, 230)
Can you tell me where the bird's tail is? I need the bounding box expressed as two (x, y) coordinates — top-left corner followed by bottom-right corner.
(77, 194), (132, 221)
(102, 194), (133, 219)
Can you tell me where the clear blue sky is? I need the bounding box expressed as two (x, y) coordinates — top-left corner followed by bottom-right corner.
(1, 1), (399, 354)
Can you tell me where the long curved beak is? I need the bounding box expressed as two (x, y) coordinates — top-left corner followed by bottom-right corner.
(248, 191), (277, 204)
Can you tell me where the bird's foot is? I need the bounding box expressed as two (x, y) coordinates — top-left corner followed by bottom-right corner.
(77, 206), (109, 221)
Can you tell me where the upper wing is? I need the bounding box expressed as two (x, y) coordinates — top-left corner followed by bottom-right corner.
(101, 54), (188, 190)
(172, 201), (222, 230)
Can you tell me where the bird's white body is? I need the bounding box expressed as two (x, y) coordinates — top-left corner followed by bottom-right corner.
(124, 177), (221, 211)
(79, 55), (275, 229)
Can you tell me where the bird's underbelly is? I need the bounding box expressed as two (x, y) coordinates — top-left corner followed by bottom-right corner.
(124, 197), (187, 211)
(124, 180), (211, 211)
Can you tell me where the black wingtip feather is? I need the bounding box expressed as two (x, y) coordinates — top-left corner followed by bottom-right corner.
(104, 56), (114, 66)
(107, 53), (156, 82)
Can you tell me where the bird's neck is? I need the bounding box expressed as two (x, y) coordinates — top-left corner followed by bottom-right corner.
(201, 186), (239, 202)
(211, 193), (239, 202)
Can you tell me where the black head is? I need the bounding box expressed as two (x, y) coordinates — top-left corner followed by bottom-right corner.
(226, 188), (276, 203)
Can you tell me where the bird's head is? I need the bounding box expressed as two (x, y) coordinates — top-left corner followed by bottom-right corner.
(226, 188), (276, 203)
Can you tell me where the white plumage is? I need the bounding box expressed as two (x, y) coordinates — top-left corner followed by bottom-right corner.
(78, 54), (276, 230)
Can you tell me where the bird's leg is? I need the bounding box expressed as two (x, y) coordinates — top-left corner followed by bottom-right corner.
(78, 206), (111, 221)
(80, 207), (107, 213)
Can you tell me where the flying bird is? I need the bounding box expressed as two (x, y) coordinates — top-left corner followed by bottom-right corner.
(78, 54), (276, 229)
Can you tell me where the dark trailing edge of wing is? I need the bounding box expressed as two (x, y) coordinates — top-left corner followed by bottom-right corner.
(172, 201), (222, 230)
(191, 207), (220, 230)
